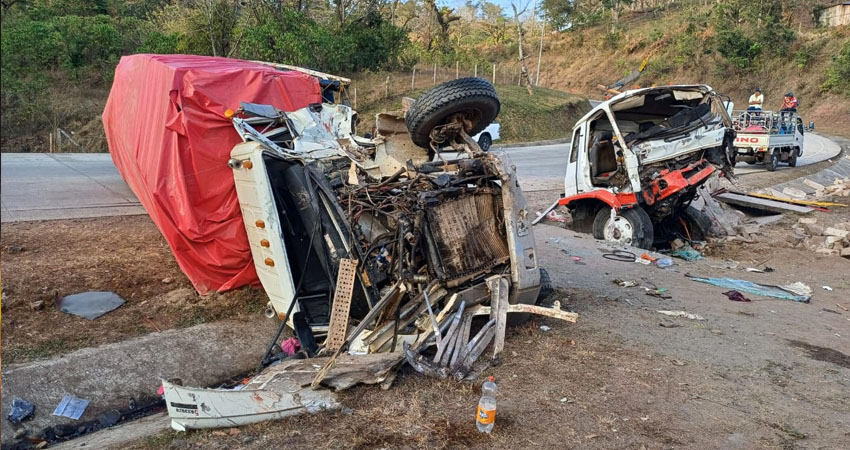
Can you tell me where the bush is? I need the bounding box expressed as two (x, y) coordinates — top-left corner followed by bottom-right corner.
(821, 40), (850, 97)
(714, 28), (762, 71)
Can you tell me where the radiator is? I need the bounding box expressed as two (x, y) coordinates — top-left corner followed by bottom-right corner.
(425, 192), (510, 281)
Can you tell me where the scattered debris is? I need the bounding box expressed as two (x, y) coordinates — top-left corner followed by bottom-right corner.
(614, 279), (639, 288)
(658, 310), (705, 321)
(671, 245), (702, 261)
(822, 286), (833, 292)
(56, 291), (126, 320)
(656, 257), (674, 268)
(540, 325), (552, 332)
(545, 210), (568, 223)
(603, 249), (637, 262)
(836, 303), (849, 312)
(53, 395), (90, 420)
(659, 321), (681, 328)
(687, 276), (811, 303)
(8, 398), (35, 424)
(722, 290), (752, 302)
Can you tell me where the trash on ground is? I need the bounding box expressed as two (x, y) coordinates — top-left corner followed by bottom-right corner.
(56, 291), (126, 320)
(657, 310), (705, 321)
(822, 286), (833, 292)
(602, 249), (637, 262)
(280, 337), (300, 356)
(722, 290), (752, 302)
(687, 276), (811, 303)
(8, 398), (35, 424)
(545, 210), (568, 223)
(52, 395), (90, 420)
(476, 376), (498, 433)
(614, 279), (639, 288)
(656, 257), (674, 268)
(836, 303), (849, 312)
(671, 245), (702, 261)
(540, 325), (552, 332)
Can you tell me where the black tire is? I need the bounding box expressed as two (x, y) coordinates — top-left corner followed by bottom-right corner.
(796, 144), (803, 157)
(478, 133), (492, 151)
(405, 77), (500, 149)
(679, 206), (713, 241)
(766, 149), (779, 172)
(591, 207), (654, 249)
(789, 148), (798, 167)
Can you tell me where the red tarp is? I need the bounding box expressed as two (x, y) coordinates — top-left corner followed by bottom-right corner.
(103, 54), (321, 294)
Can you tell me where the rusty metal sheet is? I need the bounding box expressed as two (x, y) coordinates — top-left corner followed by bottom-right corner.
(325, 258), (358, 352)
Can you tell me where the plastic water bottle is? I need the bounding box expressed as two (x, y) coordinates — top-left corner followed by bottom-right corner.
(476, 376), (498, 433)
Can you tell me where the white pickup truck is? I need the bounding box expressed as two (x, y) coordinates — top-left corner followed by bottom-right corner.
(732, 110), (804, 171)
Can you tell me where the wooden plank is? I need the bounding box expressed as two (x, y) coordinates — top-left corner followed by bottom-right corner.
(747, 192), (847, 207)
(715, 192), (814, 214)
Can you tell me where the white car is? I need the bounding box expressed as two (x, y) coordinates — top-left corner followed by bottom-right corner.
(473, 122), (500, 150)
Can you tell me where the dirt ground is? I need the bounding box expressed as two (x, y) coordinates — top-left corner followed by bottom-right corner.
(3, 147), (849, 449)
(0, 215), (266, 364)
(123, 222), (850, 450)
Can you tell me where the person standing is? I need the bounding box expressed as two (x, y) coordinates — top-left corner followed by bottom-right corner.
(747, 88), (764, 111)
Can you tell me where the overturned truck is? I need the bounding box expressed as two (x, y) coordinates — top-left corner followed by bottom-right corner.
(104, 56), (571, 430)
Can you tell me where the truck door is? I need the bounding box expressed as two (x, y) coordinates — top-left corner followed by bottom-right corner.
(564, 125), (583, 196)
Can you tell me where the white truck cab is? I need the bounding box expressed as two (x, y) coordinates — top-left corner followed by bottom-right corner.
(558, 85), (735, 248)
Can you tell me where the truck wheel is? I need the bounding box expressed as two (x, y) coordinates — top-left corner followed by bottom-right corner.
(679, 207), (713, 241)
(592, 207), (654, 249)
(789, 148), (798, 167)
(766, 149), (779, 172)
(796, 145), (803, 157)
(405, 77), (500, 149)
(478, 133), (492, 151)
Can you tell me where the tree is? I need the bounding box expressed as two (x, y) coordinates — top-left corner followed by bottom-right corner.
(511, 2), (534, 94)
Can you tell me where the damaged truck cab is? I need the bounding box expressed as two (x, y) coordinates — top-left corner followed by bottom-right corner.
(227, 79), (541, 343)
(559, 85), (735, 249)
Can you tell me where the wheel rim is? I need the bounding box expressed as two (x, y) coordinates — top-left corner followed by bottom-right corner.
(480, 135), (491, 149)
(603, 215), (635, 246)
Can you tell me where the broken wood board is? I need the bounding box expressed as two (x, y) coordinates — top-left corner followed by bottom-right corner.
(747, 192), (847, 208)
(715, 192), (815, 214)
(164, 353), (402, 430)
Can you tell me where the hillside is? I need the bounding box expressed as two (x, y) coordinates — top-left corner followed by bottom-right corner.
(533, 3), (850, 136)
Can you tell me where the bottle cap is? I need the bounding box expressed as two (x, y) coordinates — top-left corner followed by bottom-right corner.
(488, 376), (494, 382)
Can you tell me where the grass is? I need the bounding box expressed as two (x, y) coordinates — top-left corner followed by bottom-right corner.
(351, 72), (589, 144)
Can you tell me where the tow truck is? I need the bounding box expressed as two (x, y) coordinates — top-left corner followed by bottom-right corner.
(731, 110), (804, 171)
(554, 85), (736, 249)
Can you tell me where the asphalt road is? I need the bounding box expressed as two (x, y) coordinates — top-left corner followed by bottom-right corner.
(0, 133), (840, 222)
(0, 153), (144, 222)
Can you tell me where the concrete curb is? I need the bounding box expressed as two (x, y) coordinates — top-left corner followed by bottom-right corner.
(771, 135), (850, 193)
(1, 319), (279, 446)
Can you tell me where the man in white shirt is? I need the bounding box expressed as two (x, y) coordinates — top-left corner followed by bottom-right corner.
(747, 88), (763, 111)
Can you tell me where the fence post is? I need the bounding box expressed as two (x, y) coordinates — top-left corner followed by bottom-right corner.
(56, 129), (62, 153)
(456, 61), (459, 79)
(411, 67), (416, 88)
(385, 75), (390, 98)
(49, 131), (54, 153)
(354, 86), (357, 110)
(474, 64), (478, 77)
(492, 64), (496, 84)
(433, 63), (437, 86)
